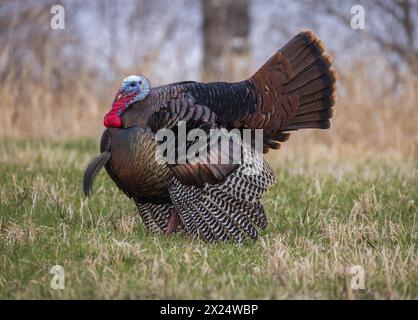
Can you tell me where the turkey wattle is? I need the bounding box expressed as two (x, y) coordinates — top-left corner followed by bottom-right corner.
(83, 31), (338, 243)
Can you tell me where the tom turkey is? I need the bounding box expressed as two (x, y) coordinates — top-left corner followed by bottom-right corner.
(83, 31), (337, 243)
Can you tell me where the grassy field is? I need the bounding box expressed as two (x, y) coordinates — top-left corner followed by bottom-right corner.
(0, 137), (416, 299)
(2, 0), (418, 301)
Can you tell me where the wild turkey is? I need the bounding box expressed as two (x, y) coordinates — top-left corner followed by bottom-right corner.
(84, 31), (337, 243)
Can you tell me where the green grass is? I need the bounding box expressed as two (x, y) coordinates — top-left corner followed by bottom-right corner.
(0, 139), (417, 299)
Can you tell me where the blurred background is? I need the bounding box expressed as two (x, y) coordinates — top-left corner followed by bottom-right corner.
(1, 0), (417, 160)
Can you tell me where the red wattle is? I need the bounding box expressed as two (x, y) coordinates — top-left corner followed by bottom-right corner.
(103, 92), (136, 128)
(104, 113), (122, 128)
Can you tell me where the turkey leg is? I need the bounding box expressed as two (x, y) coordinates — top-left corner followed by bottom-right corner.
(166, 208), (183, 235)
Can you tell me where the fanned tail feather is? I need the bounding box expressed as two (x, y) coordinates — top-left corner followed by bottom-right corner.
(280, 31), (337, 131)
(251, 30), (337, 152)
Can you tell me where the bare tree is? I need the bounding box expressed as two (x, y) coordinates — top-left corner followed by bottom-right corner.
(305, 0), (418, 76)
(202, 0), (250, 81)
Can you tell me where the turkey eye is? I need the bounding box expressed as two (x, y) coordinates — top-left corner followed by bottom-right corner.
(130, 82), (136, 87)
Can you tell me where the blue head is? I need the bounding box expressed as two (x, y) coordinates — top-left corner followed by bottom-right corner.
(119, 75), (150, 103)
(104, 75), (151, 128)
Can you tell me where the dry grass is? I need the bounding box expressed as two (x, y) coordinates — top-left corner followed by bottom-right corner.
(0, 134), (417, 299)
(1, 59), (418, 299)
(1, 52), (417, 160)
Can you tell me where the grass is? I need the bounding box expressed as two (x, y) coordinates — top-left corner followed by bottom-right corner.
(2, 0), (417, 300)
(0, 138), (416, 299)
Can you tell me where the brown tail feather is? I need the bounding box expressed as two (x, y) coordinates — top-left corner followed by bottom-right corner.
(299, 87), (336, 105)
(292, 109), (334, 124)
(281, 31), (337, 131)
(287, 120), (331, 131)
(299, 95), (336, 114)
(249, 30), (337, 149)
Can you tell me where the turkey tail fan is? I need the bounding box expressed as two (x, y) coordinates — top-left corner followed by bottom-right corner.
(83, 151), (111, 197)
(251, 30), (337, 135)
(279, 31), (337, 131)
(168, 139), (276, 243)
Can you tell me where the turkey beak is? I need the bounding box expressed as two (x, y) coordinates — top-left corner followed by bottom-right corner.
(114, 90), (123, 102)
(114, 86), (128, 102)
